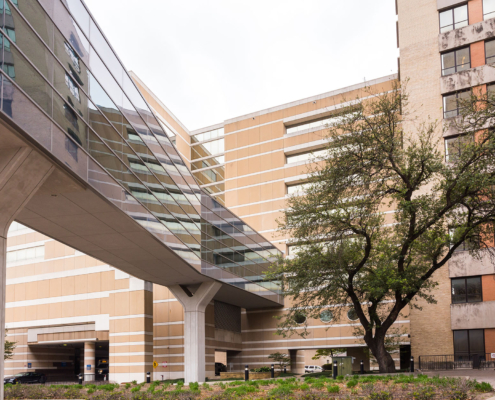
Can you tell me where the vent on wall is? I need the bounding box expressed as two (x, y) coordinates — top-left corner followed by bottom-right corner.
(215, 301), (241, 333)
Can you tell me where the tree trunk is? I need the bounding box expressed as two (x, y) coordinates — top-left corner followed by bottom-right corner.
(367, 336), (397, 373)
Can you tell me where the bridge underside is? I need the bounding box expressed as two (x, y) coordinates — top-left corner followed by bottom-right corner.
(0, 111), (280, 311)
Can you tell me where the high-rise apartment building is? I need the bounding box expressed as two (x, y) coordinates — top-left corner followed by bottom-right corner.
(2, 0), (495, 386)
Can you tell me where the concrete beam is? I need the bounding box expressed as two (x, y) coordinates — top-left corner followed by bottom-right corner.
(440, 64), (495, 94)
(168, 282), (222, 383)
(451, 301), (495, 330)
(437, 0), (465, 11)
(439, 17), (495, 52)
(0, 147), (54, 400)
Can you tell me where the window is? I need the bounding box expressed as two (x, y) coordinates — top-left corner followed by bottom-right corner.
(191, 138), (224, 159)
(445, 134), (473, 162)
(347, 308), (359, 321)
(294, 312), (307, 324)
(443, 91), (471, 118)
(486, 41), (495, 65)
(286, 112), (357, 135)
(320, 310), (333, 323)
(454, 329), (485, 359)
(441, 48), (470, 76)
(6, 246), (45, 264)
(484, 0), (495, 20)
(192, 127), (224, 143)
(439, 5), (468, 32)
(449, 227), (479, 252)
(451, 277), (482, 303)
(287, 182), (312, 195)
(286, 149), (327, 164)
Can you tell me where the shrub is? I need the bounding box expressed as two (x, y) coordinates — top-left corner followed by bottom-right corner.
(412, 386), (436, 400)
(300, 383), (310, 391)
(125, 383), (131, 389)
(189, 382), (199, 391)
(327, 385), (340, 393)
(132, 380), (138, 385)
(311, 381), (325, 389)
(87, 388), (96, 395)
(336, 375), (344, 380)
(268, 386), (293, 396)
(474, 381), (493, 392)
(369, 390), (393, 400)
(347, 380), (358, 388)
(131, 386), (141, 393)
(99, 383), (119, 391)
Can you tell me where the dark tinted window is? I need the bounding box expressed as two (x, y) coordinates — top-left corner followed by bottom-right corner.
(452, 276), (482, 303)
(454, 329), (485, 359)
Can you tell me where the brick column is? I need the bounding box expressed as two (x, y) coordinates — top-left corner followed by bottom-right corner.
(84, 342), (96, 381)
(109, 278), (153, 383)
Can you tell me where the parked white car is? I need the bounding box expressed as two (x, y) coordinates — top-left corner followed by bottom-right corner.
(304, 365), (323, 373)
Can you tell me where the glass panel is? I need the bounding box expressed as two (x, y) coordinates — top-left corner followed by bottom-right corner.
(440, 9), (453, 32)
(286, 149), (327, 164)
(122, 71), (150, 114)
(193, 167), (225, 186)
(89, 46), (122, 107)
(454, 330), (469, 356)
(12, 0), (54, 49)
(441, 54), (455, 76)
(466, 277), (482, 302)
(3, 38), (53, 116)
(486, 41), (495, 63)
(452, 278), (467, 303)
(456, 47), (470, 71)
(454, 5), (468, 24)
(469, 330), (485, 355)
(444, 93), (458, 118)
(64, 0), (89, 36)
(484, 0), (495, 19)
(89, 18), (122, 85)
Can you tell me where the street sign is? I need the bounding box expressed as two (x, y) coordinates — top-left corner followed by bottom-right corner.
(61, 362), (67, 367)
(27, 363), (31, 368)
(153, 361), (158, 369)
(491, 353), (495, 358)
(86, 365), (91, 371)
(162, 361), (167, 368)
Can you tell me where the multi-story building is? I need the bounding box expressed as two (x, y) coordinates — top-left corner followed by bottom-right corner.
(397, 0), (495, 366)
(2, 0), (495, 386)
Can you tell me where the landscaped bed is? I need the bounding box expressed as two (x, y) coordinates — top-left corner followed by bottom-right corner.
(3, 374), (494, 399)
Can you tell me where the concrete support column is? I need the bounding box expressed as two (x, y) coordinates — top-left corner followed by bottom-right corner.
(0, 147), (54, 400)
(168, 281), (222, 383)
(84, 342), (96, 381)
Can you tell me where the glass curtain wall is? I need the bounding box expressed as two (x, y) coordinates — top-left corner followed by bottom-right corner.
(0, 0), (281, 302)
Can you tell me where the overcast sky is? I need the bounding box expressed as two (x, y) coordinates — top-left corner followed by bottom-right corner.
(83, 0), (398, 131)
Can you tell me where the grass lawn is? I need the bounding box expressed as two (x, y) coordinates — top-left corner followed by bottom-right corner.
(3, 374), (494, 399)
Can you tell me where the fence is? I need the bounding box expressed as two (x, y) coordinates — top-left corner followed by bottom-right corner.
(418, 354), (495, 371)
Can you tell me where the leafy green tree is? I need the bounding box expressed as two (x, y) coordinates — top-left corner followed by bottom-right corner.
(4, 330), (16, 360)
(269, 84), (495, 372)
(268, 352), (291, 371)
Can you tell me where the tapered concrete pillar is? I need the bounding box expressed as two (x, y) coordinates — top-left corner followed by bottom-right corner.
(0, 147), (54, 400)
(168, 281), (222, 383)
(84, 342), (96, 381)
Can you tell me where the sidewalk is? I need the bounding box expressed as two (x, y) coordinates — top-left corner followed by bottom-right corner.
(423, 370), (495, 386)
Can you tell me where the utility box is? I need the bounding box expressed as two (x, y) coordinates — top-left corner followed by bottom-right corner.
(332, 356), (353, 376)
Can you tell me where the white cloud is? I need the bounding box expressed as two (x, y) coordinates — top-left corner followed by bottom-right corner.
(83, 0), (398, 130)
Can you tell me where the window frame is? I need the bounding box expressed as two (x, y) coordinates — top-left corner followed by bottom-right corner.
(451, 276), (483, 304)
(486, 40), (495, 65)
(439, 4), (469, 33)
(444, 133), (473, 163)
(443, 90), (471, 119)
(453, 329), (485, 360)
(441, 47), (471, 76)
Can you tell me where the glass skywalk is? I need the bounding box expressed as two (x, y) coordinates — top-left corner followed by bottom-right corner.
(0, 0), (282, 303)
